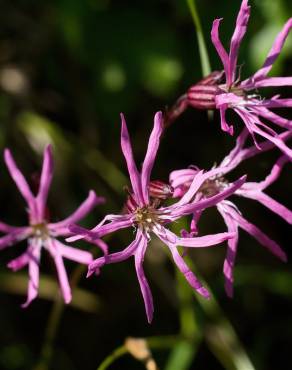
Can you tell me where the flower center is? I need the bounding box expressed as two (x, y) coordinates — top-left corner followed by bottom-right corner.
(199, 176), (228, 198)
(134, 206), (160, 231)
(31, 222), (49, 240)
(220, 83), (246, 97)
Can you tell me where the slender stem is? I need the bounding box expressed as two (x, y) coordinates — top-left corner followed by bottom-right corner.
(33, 235), (113, 370)
(183, 255), (255, 370)
(33, 252), (95, 370)
(97, 346), (127, 370)
(33, 297), (64, 370)
(186, 0), (211, 77)
(176, 268), (198, 340)
(97, 335), (180, 370)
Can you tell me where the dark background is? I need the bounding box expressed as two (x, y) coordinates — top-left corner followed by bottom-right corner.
(0, 0), (292, 369)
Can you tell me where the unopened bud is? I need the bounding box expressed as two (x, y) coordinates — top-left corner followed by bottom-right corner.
(126, 192), (138, 212)
(187, 84), (220, 110)
(187, 70), (224, 110)
(165, 70), (224, 126)
(149, 180), (173, 200)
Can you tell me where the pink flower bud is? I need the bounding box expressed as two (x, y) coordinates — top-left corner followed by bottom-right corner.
(126, 192), (139, 212)
(187, 84), (221, 110)
(149, 180), (173, 200)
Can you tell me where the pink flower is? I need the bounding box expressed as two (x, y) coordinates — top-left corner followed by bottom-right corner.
(211, 0), (292, 158)
(166, 1), (292, 159)
(69, 112), (246, 323)
(0, 145), (105, 306)
(170, 129), (291, 297)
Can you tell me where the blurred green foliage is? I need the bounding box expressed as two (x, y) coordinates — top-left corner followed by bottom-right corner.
(0, 0), (292, 369)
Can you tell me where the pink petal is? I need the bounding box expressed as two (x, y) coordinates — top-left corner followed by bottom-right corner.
(251, 120), (292, 160)
(259, 98), (292, 109)
(66, 213), (126, 242)
(235, 107), (292, 159)
(7, 250), (30, 271)
(169, 168), (198, 189)
(66, 224), (109, 253)
(53, 239), (93, 264)
(219, 104), (234, 135)
(178, 232), (234, 248)
(247, 18), (292, 82)
(50, 191), (105, 234)
(155, 226), (233, 249)
(249, 77), (292, 88)
(240, 191), (292, 225)
(172, 187), (186, 198)
(92, 217), (133, 238)
(255, 107), (292, 130)
(173, 166), (233, 209)
(160, 231), (210, 299)
(173, 170), (204, 207)
(217, 203), (239, 298)
(87, 230), (143, 277)
(36, 145), (54, 219)
(180, 211), (202, 237)
(21, 240), (41, 308)
(220, 128), (249, 170)
(120, 113), (144, 206)
(239, 131), (292, 162)
(141, 111), (164, 203)
(211, 19), (230, 85)
(4, 149), (37, 220)
(229, 207), (287, 262)
(67, 214), (133, 243)
(46, 239), (72, 304)
(228, 0), (250, 84)
(134, 235), (154, 323)
(0, 221), (22, 233)
(170, 175), (246, 218)
(0, 227), (30, 250)
(256, 155), (288, 190)
(67, 224), (96, 241)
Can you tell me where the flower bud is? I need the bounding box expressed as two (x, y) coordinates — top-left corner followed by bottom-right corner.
(149, 180), (173, 200)
(186, 70), (223, 110)
(187, 84), (221, 110)
(126, 192), (138, 213)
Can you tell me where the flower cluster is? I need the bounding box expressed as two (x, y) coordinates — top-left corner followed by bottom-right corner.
(1, 0), (291, 323)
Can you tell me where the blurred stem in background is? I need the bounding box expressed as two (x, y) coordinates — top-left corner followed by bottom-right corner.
(186, 0), (211, 77)
(32, 241), (108, 370)
(186, 0), (213, 121)
(33, 298), (64, 370)
(185, 255), (256, 370)
(164, 266), (201, 370)
(166, 218), (255, 370)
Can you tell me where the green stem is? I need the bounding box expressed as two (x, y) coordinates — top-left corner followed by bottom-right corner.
(33, 297), (64, 370)
(33, 233), (115, 370)
(97, 335), (180, 370)
(97, 346), (127, 370)
(183, 255), (255, 370)
(176, 268), (199, 340)
(33, 252), (95, 370)
(186, 0), (211, 77)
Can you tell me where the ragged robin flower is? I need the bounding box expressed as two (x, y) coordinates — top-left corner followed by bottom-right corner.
(170, 129), (291, 297)
(0, 145), (105, 306)
(68, 111), (246, 323)
(166, 0), (292, 160)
